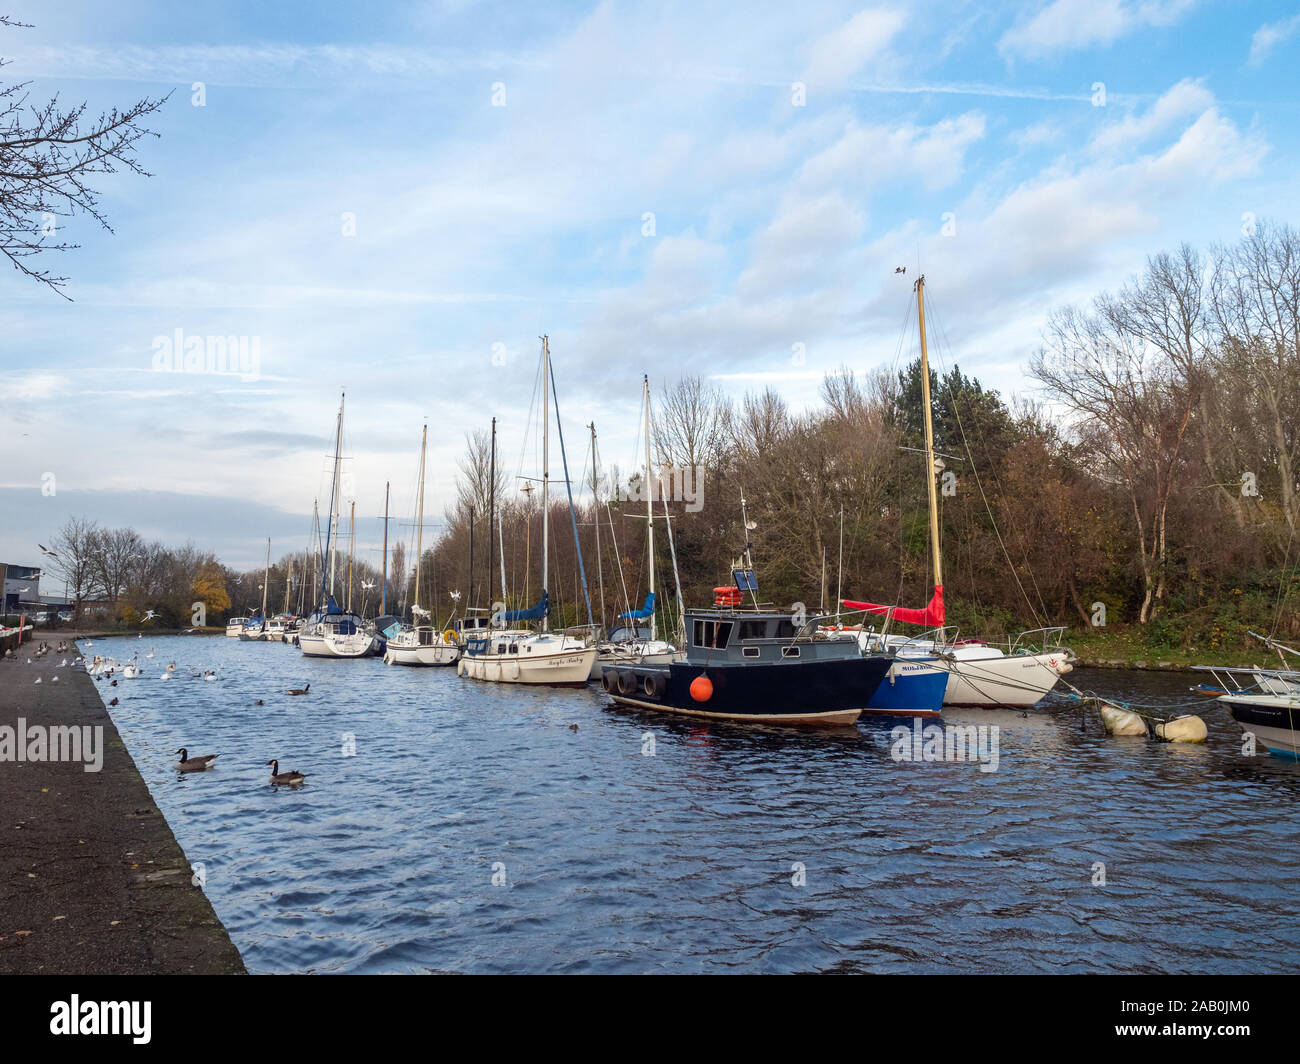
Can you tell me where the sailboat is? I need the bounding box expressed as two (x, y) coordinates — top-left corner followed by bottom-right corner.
(239, 538), (273, 641)
(299, 393), (380, 659)
(842, 275), (1074, 707)
(589, 376), (678, 680)
(457, 336), (597, 685)
(384, 424), (461, 666)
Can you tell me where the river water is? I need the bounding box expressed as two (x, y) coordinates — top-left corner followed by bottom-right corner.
(83, 635), (1299, 973)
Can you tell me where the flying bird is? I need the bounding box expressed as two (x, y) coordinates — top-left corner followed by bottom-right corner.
(894, 266), (906, 274)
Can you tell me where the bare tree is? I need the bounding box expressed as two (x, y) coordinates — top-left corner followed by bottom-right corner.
(0, 17), (169, 297)
(654, 375), (731, 470)
(1210, 220), (1300, 531)
(92, 526), (143, 607)
(47, 517), (100, 619)
(1033, 299), (1196, 623)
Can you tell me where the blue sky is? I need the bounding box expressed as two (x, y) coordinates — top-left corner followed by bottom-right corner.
(2, 0), (1298, 570)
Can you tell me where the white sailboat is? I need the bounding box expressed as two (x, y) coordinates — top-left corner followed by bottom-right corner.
(844, 275), (1074, 708)
(457, 336), (597, 685)
(240, 538), (275, 641)
(300, 393), (380, 659)
(589, 375), (677, 679)
(384, 424), (461, 666)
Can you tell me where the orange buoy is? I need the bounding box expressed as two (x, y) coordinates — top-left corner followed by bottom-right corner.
(689, 674), (713, 702)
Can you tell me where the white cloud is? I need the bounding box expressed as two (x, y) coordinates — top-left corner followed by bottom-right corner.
(804, 8), (907, 89)
(1247, 14), (1300, 67)
(999, 0), (1197, 61)
(1088, 78), (1215, 154)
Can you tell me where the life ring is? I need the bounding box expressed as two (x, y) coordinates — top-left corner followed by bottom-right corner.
(443, 629), (458, 644)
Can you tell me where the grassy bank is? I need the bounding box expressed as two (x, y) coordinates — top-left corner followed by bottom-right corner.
(1064, 626), (1286, 670)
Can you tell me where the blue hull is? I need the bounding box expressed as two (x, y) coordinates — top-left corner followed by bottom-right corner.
(865, 664), (947, 715)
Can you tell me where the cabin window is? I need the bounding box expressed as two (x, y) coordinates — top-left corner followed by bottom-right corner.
(781, 645), (800, 658)
(738, 620), (767, 641)
(692, 620), (734, 649)
(509, 644), (518, 654)
(773, 618), (796, 640)
(742, 646), (760, 658)
(496, 643), (507, 655)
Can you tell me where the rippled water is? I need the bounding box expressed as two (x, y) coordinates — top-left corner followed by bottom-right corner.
(85, 635), (1300, 973)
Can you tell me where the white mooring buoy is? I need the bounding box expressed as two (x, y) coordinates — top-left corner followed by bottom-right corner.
(1098, 701), (1147, 736)
(1154, 714), (1208, 743)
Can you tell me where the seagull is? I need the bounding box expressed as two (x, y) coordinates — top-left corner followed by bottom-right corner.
(38, 544), (58, 560)
(142, 610), (158, 623)
(894, 266), (906, 274)
(361, 581), (375, 591)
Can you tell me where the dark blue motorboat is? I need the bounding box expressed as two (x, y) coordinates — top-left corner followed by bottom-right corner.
(602, 569), (895, 726)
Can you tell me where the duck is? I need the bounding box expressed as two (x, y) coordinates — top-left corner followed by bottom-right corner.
(253, 699), (264, 706)
(176, 748), (219, 772)
(166, 662), (176, 673)
(569, 723), (579, 731)
(286, 683), (310, 696)
(109, 697), (119, 706)
(267, 759), (308, 787)
(202, 670), (216, 682)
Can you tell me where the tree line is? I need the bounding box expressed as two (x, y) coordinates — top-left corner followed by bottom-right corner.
(42, 221), (1300, 657)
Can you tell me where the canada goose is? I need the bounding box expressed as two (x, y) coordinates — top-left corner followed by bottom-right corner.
(286, 683), (310, 696)
(569, 724), (579, 731)
(109, 697), (119, 706)
(267, 759), (308, 786)
(110, 680), (118, 687)
(176, 748), (219, 772)
(253, 699), (264, 706)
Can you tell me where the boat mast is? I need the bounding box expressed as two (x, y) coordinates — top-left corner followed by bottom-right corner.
(916, 275), (944, 589)
(381, 482), (389, 616)
(541, 335), (550, 632)
(304, 498), (318, 615)
(498, 512), (507, 607)
(260, 537), (270, 623)
(414, 424), (427, 622)
(589, 422), (604, 631)
(327, 394), (344, 602)
(347, 500), (356, 612)
(283, 552), (292, 615)
(643, 375), (656, 641)
(488, 417), (496, 620)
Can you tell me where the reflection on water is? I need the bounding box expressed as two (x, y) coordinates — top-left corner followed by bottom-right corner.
(89, 640), (1300, 973)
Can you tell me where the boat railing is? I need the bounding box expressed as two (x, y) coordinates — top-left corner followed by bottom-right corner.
(1008, 627), (1072, 655)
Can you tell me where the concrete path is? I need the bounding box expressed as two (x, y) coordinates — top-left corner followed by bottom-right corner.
(0, 639), (245, 974)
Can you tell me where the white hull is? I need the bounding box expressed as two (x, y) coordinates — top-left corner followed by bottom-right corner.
(224, 624), (243, 638)
(384, 641), (460, 666)
(927, 650), (1071, 707)
(588, 642), (676, 680)
(298, 631), (376, 658)
(458, 633), (597, 685)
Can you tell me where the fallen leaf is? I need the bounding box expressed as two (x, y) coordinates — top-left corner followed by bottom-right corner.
(14, 930), (31, 937)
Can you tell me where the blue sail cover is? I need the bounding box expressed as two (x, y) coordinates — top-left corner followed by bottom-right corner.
(324, 595), (343, 615)
(617, 592), (656, 621)
(504, 590), (549, 622)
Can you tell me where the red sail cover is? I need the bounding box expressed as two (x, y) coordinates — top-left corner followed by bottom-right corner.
(842, 585), (944, 626)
